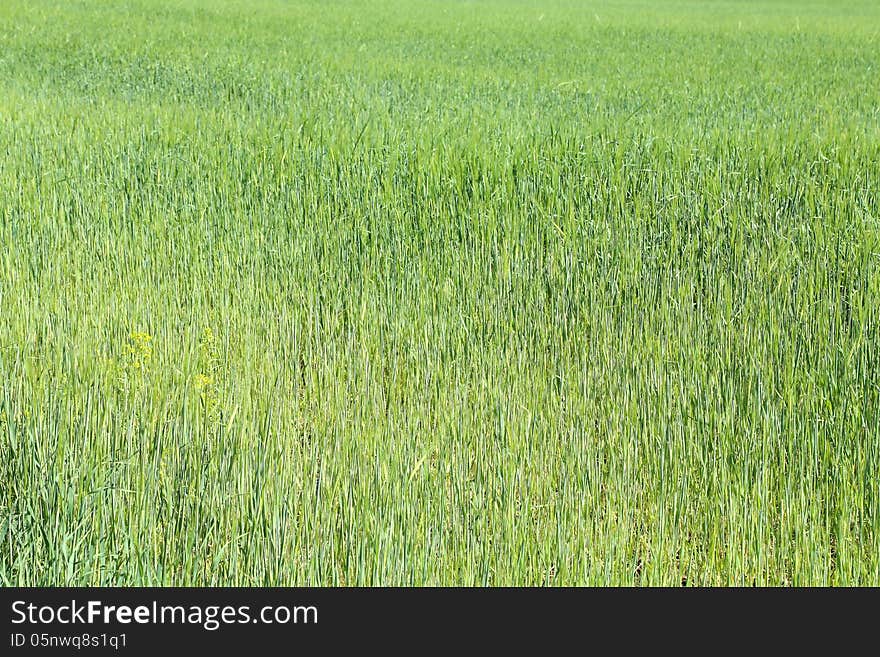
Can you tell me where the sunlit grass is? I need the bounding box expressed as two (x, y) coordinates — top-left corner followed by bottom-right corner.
(0, 0), (878, 585)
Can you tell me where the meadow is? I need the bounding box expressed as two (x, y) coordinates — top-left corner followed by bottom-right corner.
(0, 0), (878, 585)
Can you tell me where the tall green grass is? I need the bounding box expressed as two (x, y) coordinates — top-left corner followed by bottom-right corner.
(1, 0), (878, 585)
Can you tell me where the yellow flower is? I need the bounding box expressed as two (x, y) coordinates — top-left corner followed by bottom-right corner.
(126, 331), (153, 369)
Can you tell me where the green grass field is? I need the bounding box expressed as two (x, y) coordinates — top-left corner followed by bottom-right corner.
(1, 0), (878, 585)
